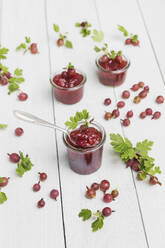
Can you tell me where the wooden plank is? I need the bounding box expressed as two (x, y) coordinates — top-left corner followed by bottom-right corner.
(96, 0), (165, 247)
(47, 0), (148, 247)
(0, 0), (65, 247)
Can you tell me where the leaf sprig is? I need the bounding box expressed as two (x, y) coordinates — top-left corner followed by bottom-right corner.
(53, 24), (73, 48)
(75, 21), (92, 37)
(118, 25), (139, 43)
(0, 191), (7, 204)
(78, 209), (104, 232)
(16, 37), (31, 54)
(91, 29), (104, 42)
(16, 151), (34, 177)
(8, 68), (25, 94)
(0, 124), (8, 129)
(0, 44), (9, 60)
(110, 133), (161, 184)
(94, 43), (122, 59)
(65, 110), (90, 130)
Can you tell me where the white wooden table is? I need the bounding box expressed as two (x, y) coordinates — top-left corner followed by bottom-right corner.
(1, 0), (165, 247)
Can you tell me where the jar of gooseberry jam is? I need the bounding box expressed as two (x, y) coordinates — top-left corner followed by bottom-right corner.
(96, 54), (130, 86)
(63, 121), (106, 175)
(50, 69), (86, 104)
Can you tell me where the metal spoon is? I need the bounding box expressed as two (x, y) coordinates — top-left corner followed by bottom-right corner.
(13, 109), (69, 136)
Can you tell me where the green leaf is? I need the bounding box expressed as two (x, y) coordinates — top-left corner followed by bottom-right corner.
(15, 77), (24, 83)
(0, 45), (9, 59)
(75, 22), (81, 27)
(8, 82), (19, 94)
(14, 68), (23, 76)
(131, 34), (138, 42)
(138, 172), (147, 180)
(65, 110), (90, 130)
(0, 63), (8, 74)
(67, 62), (74, 69)
(91, 215), (104, 232)
(25, 37), (31, 43)
(53, 24), (60, 32)
(80, 28), (91, 37)
(110, 133), (133, 153)
(0, 192), (7, 204)
(78, 209), (92, 221)
(16, 151), (34, 177)
(120, 148), (137, 162)
(0, 124), (8, 129)
(16, 43), (27, 51)
(136, 140), (153, 157)
(0, 178), (2, 183)
(65, 40), (73, 48)
(118, 25), (128, 37)
(91, 29), (104, 42)
(94, 46), (101, 52)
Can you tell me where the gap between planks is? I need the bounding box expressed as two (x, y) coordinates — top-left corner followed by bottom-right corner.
(44, 0), (67, 247)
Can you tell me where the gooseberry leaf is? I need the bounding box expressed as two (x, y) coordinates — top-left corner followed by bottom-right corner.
(78, 209), (92, 221)
(91, 29), (104, 42)
(0, 192), (7, 204)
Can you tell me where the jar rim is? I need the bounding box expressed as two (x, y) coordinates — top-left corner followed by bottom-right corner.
(63, 121), (106, 153)
(95, 54), (130, 74)
(50, 69), (86, 91)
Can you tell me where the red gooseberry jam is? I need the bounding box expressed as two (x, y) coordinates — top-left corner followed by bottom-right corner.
(51, 68), (86, 104)
(96, 54), (130, 86)
(63, 122), (106, 175)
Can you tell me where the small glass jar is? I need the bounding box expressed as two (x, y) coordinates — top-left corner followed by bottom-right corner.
(96, 55), (130, 86)
(50, 69), (86, 104)
(63, 121), (106, 175)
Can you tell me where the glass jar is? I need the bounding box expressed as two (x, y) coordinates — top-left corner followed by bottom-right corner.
(50, 69), (86, 104)
(96, 55), (130, 86)
(63, 121), (106, 175)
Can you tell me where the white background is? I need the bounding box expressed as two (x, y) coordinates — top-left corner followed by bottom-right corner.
(0, 0), (165, 247)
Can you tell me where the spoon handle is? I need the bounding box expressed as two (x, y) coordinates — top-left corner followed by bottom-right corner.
(13, 110), (68, 135)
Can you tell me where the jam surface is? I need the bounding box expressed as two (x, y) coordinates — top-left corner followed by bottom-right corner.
(53, 68), (83, 88)
(99, 55), (127, 71)
(68, 125), (102, 149)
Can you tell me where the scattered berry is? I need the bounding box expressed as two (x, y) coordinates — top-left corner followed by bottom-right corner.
(131, 84), (139, 91)
(0, 177), (9, 187)
(139, 90), (147, 99)
(100, 180), (110, 192)
(132, 40), (139, 46)
(122, 90), (130, 99)
(91, 183), (100, 191)
(140, 112), (146, 119)
(125, 38), (132, 45)
(8, 153), (20, 163)
(104, 98), (111, 106)
(57, 38), (64, 47)
(126, 110), (133, 118)
(156, 95), (164, 104)
(111, 189), (119, 199)
(18, 92), (28, 101)
(121, 119), (130, 127)
(104, 112), (112, 120)
(0, 77), (8, 85)
(145, 108), (153, 115)
(134, 96), (141, 104)
(138, 81), (145, 88)
(33, 182), (41, 192)
(144, 86), (149, 92)
(30, 43), (38, 54)
(152, 111), (161, 120)
(15, 127), (24, 136)
(126, 159), (134, 168)
(112, 109), (120, 118)
(86, 187), (96, 199)
(102, 207), (112, 217)
(131, 159), (140, 172)
(50, 189), (59, 200)
(39, 172), (47, 181)
(117, 101), (125, 108)
(149, 176), (161, 186)
(37, 198), (45, 208)
(103, 193), (113, 203)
